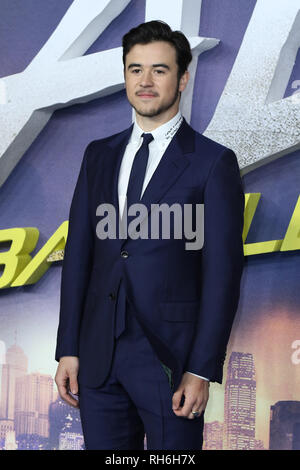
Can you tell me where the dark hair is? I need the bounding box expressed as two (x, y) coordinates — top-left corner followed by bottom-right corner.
(122, 20), (192, 80)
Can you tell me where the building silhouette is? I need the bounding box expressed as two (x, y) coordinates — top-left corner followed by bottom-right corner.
(59, 414), (84, 450)
(4, 430), (17, 450)
(292, 422), (300, 450)
(269, 401), (300, 450)
(48, 397), (82, 450)
(224, 352), (256, 449)
(14, 372), (53, 438)
(254, 438), (265, 449)
(16, 433), (48, 450)
(0, 419), (14, 443)
(0, 420), (14, 449)
(0, 343), (28, 420)
(203, 421), (223, 449)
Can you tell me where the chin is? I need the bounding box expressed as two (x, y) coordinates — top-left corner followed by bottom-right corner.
(134, 106), (161, 118)
(137, 110), (160, 118)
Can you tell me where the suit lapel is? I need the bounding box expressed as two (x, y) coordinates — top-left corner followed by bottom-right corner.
(100, 123), (133, 236)
(137, 118), (195, 216)
(127, 117), (195, 239)
(100, 117), (195, 243)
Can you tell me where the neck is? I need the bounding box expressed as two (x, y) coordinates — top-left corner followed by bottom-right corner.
(135, 106), (180, 132)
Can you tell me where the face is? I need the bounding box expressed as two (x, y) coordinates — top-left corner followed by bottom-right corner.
(124, 41), (189, 120)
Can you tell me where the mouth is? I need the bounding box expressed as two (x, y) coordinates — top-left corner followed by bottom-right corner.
(137, 93), (157, 99)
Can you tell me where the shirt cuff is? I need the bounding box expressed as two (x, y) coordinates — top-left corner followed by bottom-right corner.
(186, 371), (210, 381)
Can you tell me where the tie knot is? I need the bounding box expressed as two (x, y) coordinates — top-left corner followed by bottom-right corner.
(141, 133), (154, 146)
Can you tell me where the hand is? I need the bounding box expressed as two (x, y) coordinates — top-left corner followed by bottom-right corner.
(172, 372), (209, 419)
(55, 356), (79, 408)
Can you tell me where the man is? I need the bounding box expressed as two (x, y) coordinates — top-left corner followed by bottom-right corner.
(55, 20), (245, 450)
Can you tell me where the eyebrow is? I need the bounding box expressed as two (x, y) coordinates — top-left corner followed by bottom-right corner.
(127, 63), (170, 70)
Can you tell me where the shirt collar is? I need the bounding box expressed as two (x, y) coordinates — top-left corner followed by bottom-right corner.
(130, 110), (183, 144)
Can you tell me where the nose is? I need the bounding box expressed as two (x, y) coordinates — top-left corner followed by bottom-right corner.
(139, 69), (154, 87)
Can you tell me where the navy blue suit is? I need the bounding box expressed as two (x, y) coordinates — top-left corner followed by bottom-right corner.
(55, 118), (245, 449)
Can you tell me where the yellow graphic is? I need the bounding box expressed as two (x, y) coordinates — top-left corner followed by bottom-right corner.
(0, 227), (39, 288)
(281, 196), (300, 251)
(0, 222), (68, 288)
(243, 193), (300, 255)
(0, 192), (299, 288)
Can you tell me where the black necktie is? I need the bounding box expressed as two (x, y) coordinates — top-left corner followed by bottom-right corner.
(120, 132), (154, 236)
(115, 133), (153, 339)
(126, 132), (154, 208)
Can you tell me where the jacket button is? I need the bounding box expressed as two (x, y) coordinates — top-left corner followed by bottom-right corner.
(121, 250), (129, 258)
(109, 292), (116, 300)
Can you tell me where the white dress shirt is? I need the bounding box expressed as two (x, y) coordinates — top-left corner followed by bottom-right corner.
(117, 110), (209, 382)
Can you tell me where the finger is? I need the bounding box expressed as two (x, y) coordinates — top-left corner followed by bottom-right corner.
(189, 400), (205, 420)
(57, 378), (79, 408)
(175, 394), (195, 418)
(182, 396), (197, 419)
(189, 409), (204, 420)
(172, 390), (183, 410)
(189, 406), (203, 420)
(60, 388), (79, 408)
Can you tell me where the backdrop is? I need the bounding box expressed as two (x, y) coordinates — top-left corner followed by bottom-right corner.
(0, 0), (299, 450)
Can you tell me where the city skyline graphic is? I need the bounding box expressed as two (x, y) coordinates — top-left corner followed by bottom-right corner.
(1, 138), (299, 450)
(0, 328), (299, 450)
(1, 0), (300, 452)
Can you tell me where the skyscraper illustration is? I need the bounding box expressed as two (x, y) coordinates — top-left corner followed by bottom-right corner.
(224, 352), (256, 449)
(59, 414), (84, 450)
(269, 401), (300, 450)
(203, 421), (223, 450)
(4, 430), (17, 450)
(0, 419), (14, 444)
(14, 372), (54, 438)
(48, 397), (82, 450)
(0, 343), (28, 420)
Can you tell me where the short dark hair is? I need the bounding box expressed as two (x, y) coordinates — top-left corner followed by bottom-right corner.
(122, 20), (192, 79)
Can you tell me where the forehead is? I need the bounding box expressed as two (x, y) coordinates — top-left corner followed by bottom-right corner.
(125, 41), (176, 66)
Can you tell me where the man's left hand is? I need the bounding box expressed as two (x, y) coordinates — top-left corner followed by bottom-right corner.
(172, 372), (210, 419)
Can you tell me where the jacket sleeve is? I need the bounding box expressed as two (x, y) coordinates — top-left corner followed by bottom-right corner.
(55, 142), (95, 362)
(185, 148), (245, 383)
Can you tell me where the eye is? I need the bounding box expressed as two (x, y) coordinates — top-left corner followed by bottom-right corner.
(131, 69), (141, 74)
(154, 69), (165, 74)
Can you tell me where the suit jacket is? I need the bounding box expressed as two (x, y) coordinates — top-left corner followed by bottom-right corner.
(55, 117), (245, 392)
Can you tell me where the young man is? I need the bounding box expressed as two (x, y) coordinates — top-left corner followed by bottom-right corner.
(55, 21), (245, 450)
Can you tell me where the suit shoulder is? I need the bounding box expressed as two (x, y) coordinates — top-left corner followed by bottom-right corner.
(187, 125), (240, 178)
(86, 125), (132, 150)
(193, 128), (234, 156)
(82, 125), (132, 164)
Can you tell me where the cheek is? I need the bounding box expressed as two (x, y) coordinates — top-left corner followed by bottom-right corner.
(163, 81), (177, 96)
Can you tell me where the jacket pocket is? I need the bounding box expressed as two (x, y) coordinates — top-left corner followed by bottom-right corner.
(159, 300), (200, 322)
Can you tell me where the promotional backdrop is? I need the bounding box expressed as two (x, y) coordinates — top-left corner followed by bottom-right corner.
(0, 0), (299, 450)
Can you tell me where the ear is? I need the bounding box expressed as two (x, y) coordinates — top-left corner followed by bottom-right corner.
(179, 70), (190, 92)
